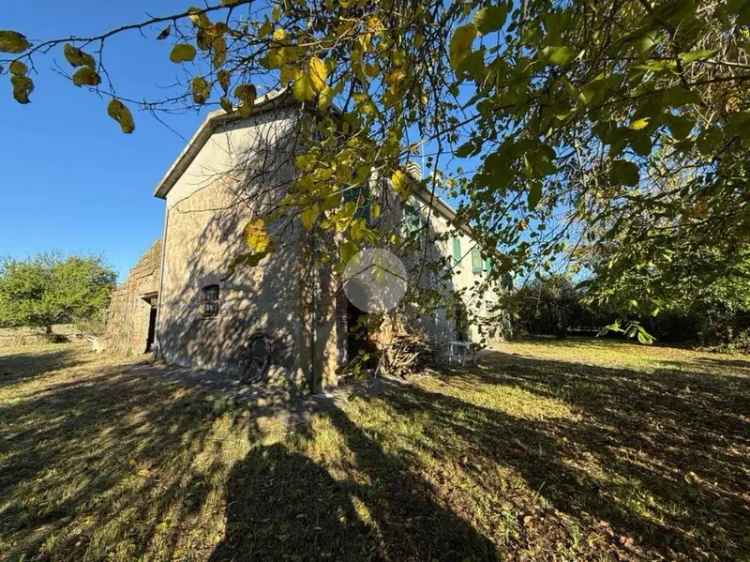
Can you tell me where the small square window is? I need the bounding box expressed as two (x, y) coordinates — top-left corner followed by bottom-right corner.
(201, 285), (220, 317)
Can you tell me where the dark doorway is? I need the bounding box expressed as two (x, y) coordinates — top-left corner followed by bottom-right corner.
(346, 301), (375, 366)
(454, 302), (469, 342)
(146, 304), (157, 353)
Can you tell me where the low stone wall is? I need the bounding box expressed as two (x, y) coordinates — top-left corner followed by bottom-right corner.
(0, 324), (80, 347)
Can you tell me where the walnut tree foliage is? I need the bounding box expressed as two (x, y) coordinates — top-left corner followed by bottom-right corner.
(2, 0), (749, 318)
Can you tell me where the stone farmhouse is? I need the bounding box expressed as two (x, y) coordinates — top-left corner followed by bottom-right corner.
(105, 89), (502, 392)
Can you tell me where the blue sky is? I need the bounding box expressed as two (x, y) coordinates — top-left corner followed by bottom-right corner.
(1, 1), (215, 280)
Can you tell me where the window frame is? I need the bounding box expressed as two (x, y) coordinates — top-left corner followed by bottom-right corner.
(201, 284), (220, 317)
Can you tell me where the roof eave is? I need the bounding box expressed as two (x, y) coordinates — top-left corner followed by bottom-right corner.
(153, 88), (294, 199)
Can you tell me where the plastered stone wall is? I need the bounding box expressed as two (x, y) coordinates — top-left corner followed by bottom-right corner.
(104, 240), (161, 355)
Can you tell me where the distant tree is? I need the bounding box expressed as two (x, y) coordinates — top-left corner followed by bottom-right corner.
(511, 275), (583, 338)
(0, 255), (116, 334)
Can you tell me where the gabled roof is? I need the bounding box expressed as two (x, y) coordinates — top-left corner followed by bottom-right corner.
(152, 89), (469, 234)
(154, 88), (294, 199)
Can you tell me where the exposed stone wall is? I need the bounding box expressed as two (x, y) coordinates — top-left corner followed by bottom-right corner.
(104, 240), (161, 356)
(157, 107), (334, 393)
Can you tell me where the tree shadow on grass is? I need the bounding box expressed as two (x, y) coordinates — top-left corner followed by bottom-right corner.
(422, 349), (750, 560)
(209, 443), (376, 561)
(0, 346), (82, 388)
(210, 403), (499, 562)
(0, 357), (229, 561)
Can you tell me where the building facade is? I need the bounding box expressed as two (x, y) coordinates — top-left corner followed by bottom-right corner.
(106, 91), (503, 391)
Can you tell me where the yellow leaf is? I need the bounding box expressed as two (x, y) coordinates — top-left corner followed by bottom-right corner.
(0, 30), (30, 54)
(218, 69), (231, 92)
(259, 20), (273, 38)
(219, 96), (233, 113)
(170, 44), (196, 63)
(11, 75), (33, 104)
(272, 28), (287, 42)
(280, 64), (300, 84)
(187, 7), (210, 29)
(318, 86), (334, 110)
(308, 57), (328, 92)
(629, 117), (650, 130)
(212, 35), (227, 69)
(107, 99), (135, 134)
(391, 169), (410, 199)
(9, 60), (27, 76)
(72, 66), (101, 87)
(449, 24), (476, 71)
(243, 219), (271, 253)
(367, 16), (385, 33)
(235, 83), (256, 116)
(64, 44), (95, 68)
(191, 77), (210, 104)
(293, 72), (315, 101)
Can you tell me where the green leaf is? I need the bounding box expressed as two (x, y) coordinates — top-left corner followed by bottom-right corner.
(635, 30), (658, 55)
(0, 31), (30, 54)
(64, 44), (96, 68)
(11, 75), (33, 104)
(449, 24), (477, 72)
(301, 205), (320, 230)
(527, 182), (542, 209)
(455, 142), (475, 158)
(9, 60), (27, 76)
(665, 114), (693, 139)
(169, 44), (197, 63)
(191, 76), (210, 104)
(72, 66), (101, 87)
(107, 99), (135, 134)
(542, 45), (576, 66)
(634, 59), (677, 74)
(474, 5), (508, 35)
(678, 49), (716, 64)
(610, 160), (639, 186)
(661, 86), (700, 107)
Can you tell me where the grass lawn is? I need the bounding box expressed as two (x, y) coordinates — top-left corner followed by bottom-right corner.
(0, 339), (748, 561)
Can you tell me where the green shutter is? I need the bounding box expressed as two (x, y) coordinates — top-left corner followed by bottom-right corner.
(471, 248), (482, 273)
(452, 237), (462, 265)
(483, 257), (492, 273)
(404, 205), (420, 233)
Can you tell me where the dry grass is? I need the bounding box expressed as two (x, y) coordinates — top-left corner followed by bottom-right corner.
(0, 339), (748, 561)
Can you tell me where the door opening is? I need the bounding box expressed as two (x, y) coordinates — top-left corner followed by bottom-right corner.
(146, 301), (157, 353)
(346, 301), (376, 367)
